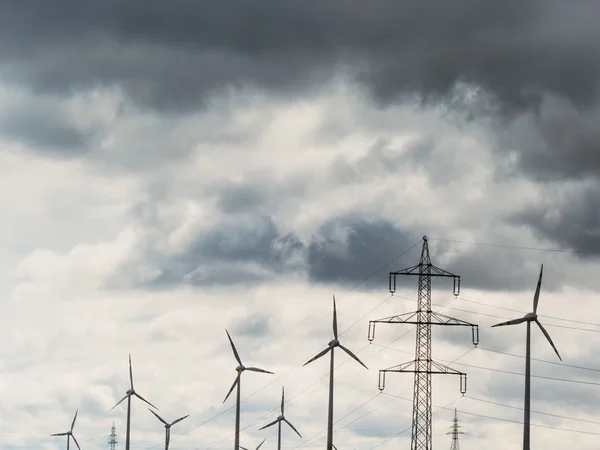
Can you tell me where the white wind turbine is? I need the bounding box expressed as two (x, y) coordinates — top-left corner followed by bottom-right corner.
(492, 264), (561, 450)
(51, 409), (81, 450)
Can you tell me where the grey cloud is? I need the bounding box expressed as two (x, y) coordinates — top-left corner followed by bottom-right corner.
(511, 181), (600, 256)
(0, 90), (92, 154)
(117, 208), (555, 293)
(119, 215), (305, 288)
(2, 0), (600, 116)
(306, 214), (417, 289)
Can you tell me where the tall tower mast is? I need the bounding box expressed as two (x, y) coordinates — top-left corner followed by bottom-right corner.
(448, 408), (464, 450)
(369, 236), (479, 450)
(109, 422), (118, 450)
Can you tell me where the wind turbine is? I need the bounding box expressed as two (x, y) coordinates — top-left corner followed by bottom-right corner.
(303, 296), (368, 450)
(149, 409), (189, 450)
(51, 409), (81, 450)
(240, 438), (266, 450)
(259, 387), (302, 450)
(110, 354), (158, 450)
(492, 264), (561, 450)
(224, 330), (274, 450)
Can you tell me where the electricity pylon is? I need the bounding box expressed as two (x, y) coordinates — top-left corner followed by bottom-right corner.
(369, 236), (479, 450)
(447, 408), (464, 450)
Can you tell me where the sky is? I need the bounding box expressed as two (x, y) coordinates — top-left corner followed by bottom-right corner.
(1, 1), (600, 449)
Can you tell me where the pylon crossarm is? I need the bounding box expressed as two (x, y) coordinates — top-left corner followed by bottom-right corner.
(389, 265), (458, 278)
(368, 312), (478, 343)
(389, 269), (461, 295)
(429, 312), (475, 327)
(377, 360), (417, 390)
(430, 361), (468, 394)
(368, 312), (419, 341)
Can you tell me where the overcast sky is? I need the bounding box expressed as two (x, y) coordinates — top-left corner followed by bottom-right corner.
(1, 1), (600, 449)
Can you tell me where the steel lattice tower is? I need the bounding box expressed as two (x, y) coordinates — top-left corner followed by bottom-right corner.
(369, 236), (479, 450)
(108, 422), (118, 450)
(448, 408), (464, 450)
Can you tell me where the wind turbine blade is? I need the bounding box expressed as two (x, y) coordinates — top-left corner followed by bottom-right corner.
(281, 386), (285, 415)
(536, 319), (562, 361)
(240, 447), (249, 450)
(245, 367), (274, 374)
(135, 392), (158, 410)
(223, 373), (240, 403)
(225, 329), (243, 365)
(171, 414), (190, 426)
(258, 418), (280, 430)
(71, 435), (82, 450)
(129, 354), (134, 389)
(51, 432), (69, 436)
(333, 445), (338, 450)
(533, 264), (543, 313)
(284, 418), (302, 438)
(149, 408), (168, 425)
(339, 344), (368, 369)
(491, 317), (528, 327)
(110, 393), (130, 411)
(71, 409), (78, 432)
(256, 438), (266, 450)
(302, 347), (331, 366)
(332, 295), (338, 339)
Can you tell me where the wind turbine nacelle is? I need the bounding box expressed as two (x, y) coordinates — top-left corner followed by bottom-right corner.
(524, 312), (537, 321)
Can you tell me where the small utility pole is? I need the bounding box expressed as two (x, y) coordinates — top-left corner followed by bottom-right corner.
(369, 236), (479, 450)
(448, 408), (464, 450)
(108, 422), (118, 450)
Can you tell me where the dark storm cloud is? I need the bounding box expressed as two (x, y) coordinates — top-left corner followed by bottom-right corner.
(2, 0), (600, 115)
(513, 182), (600, 257)
(116, 208), (554, 292)
(0, 91), (92, 154)
(119, 215), (305, 288)
(306, 214), (418, 289)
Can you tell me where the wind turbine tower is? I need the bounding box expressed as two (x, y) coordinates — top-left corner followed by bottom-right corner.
(369, 236), (479, 450)
(108, 422), (118, 450)
(259, 386), (302, 450)
(110, 354), (158, 450)
(491, 264), (561, 450)
(223, 330), (274, 450)
(303, 296), (368, 450)
(447, 408), (464, 450)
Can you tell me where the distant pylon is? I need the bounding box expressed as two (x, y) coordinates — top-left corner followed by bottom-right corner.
(108, 422), (118, 450)
(447, 408), (464, 450)
(369, 236), (479, 450)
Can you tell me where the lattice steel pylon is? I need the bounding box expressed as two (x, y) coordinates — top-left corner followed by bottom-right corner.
(108, 422), (118, 450)
(368, 236), (479, 450)
(447, 408), (464, 450)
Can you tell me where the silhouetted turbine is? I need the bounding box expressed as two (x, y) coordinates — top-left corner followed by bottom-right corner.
(492, 264), (561, 450)
(240, 438), (266, 450)
(149, 409), (189, 450)
(110, 354), (158, 450)
(303, 296), (368, 450)
(51, 409), (81, 450)
(224, 330), (274, 450)
(259, 387), (302, 450)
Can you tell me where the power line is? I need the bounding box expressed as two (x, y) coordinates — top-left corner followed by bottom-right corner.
(380, 392), (600, 437)
(464, 395), (600, 426)
(370, 343), (600, 387)
(390, 293), (600, 333)
(427, 237), (596, 256)
(456, 297), (600, 329)
(477, 347), (600, 374)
